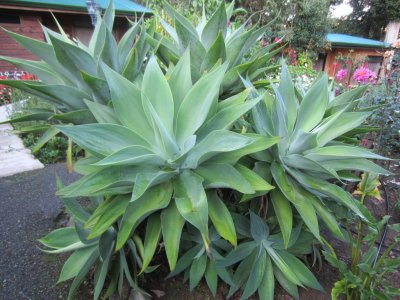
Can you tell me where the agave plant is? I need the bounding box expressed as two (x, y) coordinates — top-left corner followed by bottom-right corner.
(148, 0), (283, 97)
(217, 212), (322, 300)
(0, 2), (151, 151)
(53, 51), (278, 295)
(242, 62), (389, 248)
(39, 179), (147, 300)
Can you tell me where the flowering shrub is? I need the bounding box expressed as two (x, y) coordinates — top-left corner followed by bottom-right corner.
(0, 72), (37, 105)
(0, 86), (12, 105)
(353, 66), (377, 84)
(335, 68), (348, 82)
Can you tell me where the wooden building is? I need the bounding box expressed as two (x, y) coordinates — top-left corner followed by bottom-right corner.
(0, 0), (150, 74)
(321, 33), (391, 78)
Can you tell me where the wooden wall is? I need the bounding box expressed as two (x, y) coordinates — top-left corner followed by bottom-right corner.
(324, 47), (387, 77)
(0, 12), (44, 73)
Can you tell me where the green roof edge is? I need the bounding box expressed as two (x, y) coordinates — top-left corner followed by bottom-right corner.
(1, 1), (152, 15)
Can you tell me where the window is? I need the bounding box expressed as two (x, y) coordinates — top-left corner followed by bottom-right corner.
(0, 14), (20, 24)
(367, 56), (383, 74)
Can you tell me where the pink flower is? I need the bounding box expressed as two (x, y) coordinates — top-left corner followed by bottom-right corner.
(335, 69), (348, 82)
(353, 67), (377, 84)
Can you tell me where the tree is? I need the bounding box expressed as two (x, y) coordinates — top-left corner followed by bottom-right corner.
(236, 0), (333, 54)
(334, 0), (400, 40)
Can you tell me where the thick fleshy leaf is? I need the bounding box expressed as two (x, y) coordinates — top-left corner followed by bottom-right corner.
(116, 183), (172, 250)
(94, 238), (114, 300)
(161, 202), (185, 270)
(183, 130), (254, 169)
(316, 111), (372, 146)
(276, 251), (323, 291)
(288, 170), (367, 222)
(142, 56), (174, 133)
(57, 166), (146, 197)
(168, 48), (192, 117)
(250, 211), (269, 242)
(80, 72), (110, 104)
(174, 170), (209, 240)
(87, 195), (130, 239)
(258, 255), (275, 300)
(141, 95), (179, 156)
(117, 20), (141, 67)
(240, 250), (267, 300)
(175, 63), (228, 146)
(94, 146), (164, 167)
(140, 213), (162, 274)
(84, 100), (121, 124)
(328, 85), (368, 109)
(304, 145), (388, 161)
(271, 162), (320, 240)
(227, 251), (256, 298)
(48, 34), (97, 78)
(51, 109), (96, 124)
(217, 241), (257, 267)
(195, 163), (254, 194)
(205, 261), (218, 297)
(0, 56), (63, 84)
(201, 1), (227, 49)
(66, 247), (99, 300)
(295, 74), (328, 132)
(132, 170), (177, 201)
(57, 246), (97, 283)
(189, 254), (207, 290)
(38, 227), (80, 249)
(321, 158), (391, 175)
(201, 31), (226, 73)
(167, 245), (203, 278)
(3, 29), (71, 81)
(56, 124), (150, 157)
(0, 80), (87, 110)
(278, 62), (298, 133)
(273, 266), (299, 299)
(197, 91), (260, 138)
(235, 164), (274, 192)
(209, 134), (279, 165)
(207, 191), (237, 246)
(265, 247), (302, 286)
(101, 63), (153, 141)
(270, 190), (292, 249)
(308, 196), (344, 240)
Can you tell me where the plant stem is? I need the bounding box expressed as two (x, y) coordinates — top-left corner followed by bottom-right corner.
(351, 190), (367, 273)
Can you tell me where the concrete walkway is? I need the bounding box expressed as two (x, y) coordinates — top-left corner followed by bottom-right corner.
(0, 103), (44, 178)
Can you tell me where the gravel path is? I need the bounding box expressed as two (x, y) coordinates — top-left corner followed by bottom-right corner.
(0, 163), (81, 300)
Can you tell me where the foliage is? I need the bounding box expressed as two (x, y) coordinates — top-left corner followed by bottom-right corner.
(0, 2), (390, 299)
(236, 0), (333, 53)
(0, 1), (152, 152)
(148, 0), (283, 97)
(325, 172), (400, 300)
(333, 0), (400, 40)
(363, 50), (400, 157)
(0, 86), (12, 105)
(143, 0), (222, 18)
(241, 62), (389, 249)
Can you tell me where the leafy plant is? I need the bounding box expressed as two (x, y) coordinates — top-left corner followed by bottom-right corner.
(0, 2), (151, 151)
(217, 212), (323, 299)
(0, 2), (391, 299)
(39, 180), (146, 300)
(52, 50), (278, 297)
(148, 0), (283, 96)
(241, 62), (389, 248)
(325, 172), (400, 300)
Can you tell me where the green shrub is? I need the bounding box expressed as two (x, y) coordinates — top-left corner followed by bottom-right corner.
(0, 2), (389, 300)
